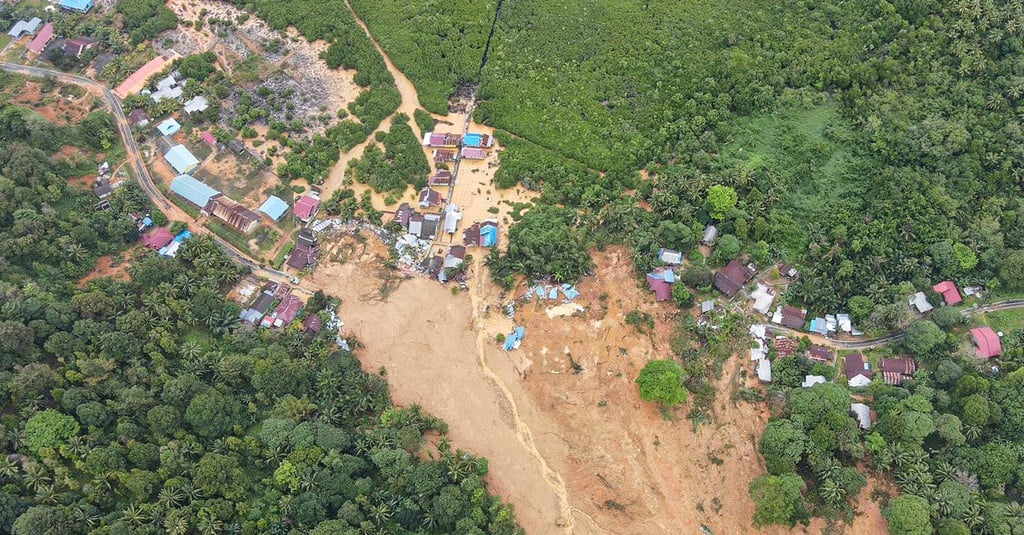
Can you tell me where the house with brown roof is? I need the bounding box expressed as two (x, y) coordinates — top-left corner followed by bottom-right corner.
(64, 36), (96, 58)
(266, 294), (303, 328)
(777, 263), (799, 280)
(302, 314), (323, 334)
(774, 305), (806, 330)
(429, 169), (453, 186)
(392, 202), (413, 228)
(433, 150), (457, 164)
(418, 187), (441, 208)
(205, 196), (259, 233)
(713, 259), (756, 297)
(806, 345), (835, 363)
(774, 337), (798, 357)
(287, 230), (320, 270)
(845, 354), (873, 388)
(880, 357), (917, 385)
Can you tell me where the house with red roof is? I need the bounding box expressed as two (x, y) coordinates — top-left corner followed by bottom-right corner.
(646, 272), (672, 302)
(142, 227), (174, 249)
(293, 195), (320, 221)
(114, 52), (179, 98)
(971, 327), (1002, 359)
(269, 294), (303, 328)
(199, 131), (217, 147)
(933, 280), (963, 305)
(26, 23), (54, 54)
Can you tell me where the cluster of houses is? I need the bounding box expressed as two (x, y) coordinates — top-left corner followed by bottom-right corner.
(141, 227), (192, 257)
(257, 192), (321, 224)
(237, 280), (319, 333)
(422, 131), (496, 164)
(91, 161), (118, 210)
(7, 1), (96, 57)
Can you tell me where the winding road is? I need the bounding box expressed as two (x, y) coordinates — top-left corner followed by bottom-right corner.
(0, 61), (305, 290)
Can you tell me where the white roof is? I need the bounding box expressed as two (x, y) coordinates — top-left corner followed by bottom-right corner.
(801, 375), (827, 388)
(750, 283), (775, 315)
(851, 403), (872, 429)
(848, 375), (872, 388)
(749, 323), (767, 340)
(909, 292), (933, 313)
(701, 300), (715, 313)
(837, 313), (852, 332)
(756, 359), (772, 382)
(184, 95), (209, 114)
(658, 248), (683, 265)
(750, 339), (767, 361)
(702, 225), (718, 244)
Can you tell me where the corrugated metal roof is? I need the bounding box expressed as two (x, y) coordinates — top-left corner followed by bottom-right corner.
(164, 145), (200, 174)
(170, 174), (219, 208)
(26, 23), (53, 53)
(156, 118), (181, 136)
(59, 0), (94, 12)
(258, 196), (289, 220)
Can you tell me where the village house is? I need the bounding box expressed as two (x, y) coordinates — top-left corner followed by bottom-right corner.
(115, 52), (179, 98)
(909, 291), (934, 314)
(287, 229), (320, 270)
(7, 18), (42, 40)
(463, 220), (498, 247)
(239, 291), (275, 324)
(429, 169), (453, 187)
(777, 262), (799, 280)
(658, 248), (683, 265)
(701, 224), (718, 245)
(774, 337), (798, 358)
(462, 133), (495, 148)
(199, 131), (217, 147)
(156, 118), (181, 136)
(806, 345), (835, 363)
(183, 96), (209, 115)
(206, 196), (259, 234)
(163, 144), (201, 175)
(750, 283), (776, 315)
(646, 267), (676, 302)
(128, 109), (149, 127)
(971, 326), (1002, 359)
(773, 305), (807, 330)
(443, 245), (466, 270)
(142, 227), (174, 250)
(170, 174), (220, 208)
(26, 23), (55, 54)
(150, 73), (186, 103)
(294, 194), (320, 222)
(801, 375), (827, 388)
(59, 0), (94, 13)
(302, 314), (323, 341)
(63, 36), (96, 58)
(443, 203), (461, 234)
(850, 403), (872, 429)
(460, 147), (487, 160)
(433, 149), (457, 164)
(422, 132), (461, 148)
(258, 195), (289, 222)
(418, 187), (441, 208)
(933, 280), (963, 306)
(713, 259), (756, 297)
(262, 294), (303, 328)
(392, 202), (413, 228)
(880, 357), (918, 385)
(845, 354), (873, 387)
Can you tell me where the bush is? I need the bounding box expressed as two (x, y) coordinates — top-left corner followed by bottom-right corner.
(635, 360), (688, 406)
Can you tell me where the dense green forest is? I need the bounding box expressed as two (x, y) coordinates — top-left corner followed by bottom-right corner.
(352, 0), (1024, 320)
(753, 320), (1024, 534)
(0, 75), (520, 534)
(349, 114), (431, 197)
(348, 0), (497, 113)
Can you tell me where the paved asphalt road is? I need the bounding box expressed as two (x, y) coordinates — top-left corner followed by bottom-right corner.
(0, 62), (304, 288)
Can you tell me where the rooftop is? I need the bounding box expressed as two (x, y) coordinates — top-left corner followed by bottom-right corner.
(26, 23), (54, 53)
(971, 326), (1002, 359)
(294, 195), (320, 220)
(933, 280), (963, 305)
(164, 145), (200, 174)
(114, 52), (179, 98)
(258, 195), (289, 221)
(156, 118), (181, 136)
(170, 174), (219, 208)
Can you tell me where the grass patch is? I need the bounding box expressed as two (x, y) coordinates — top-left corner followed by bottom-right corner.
(205, 220), (255, 256)
(980, 309), (1024, 334)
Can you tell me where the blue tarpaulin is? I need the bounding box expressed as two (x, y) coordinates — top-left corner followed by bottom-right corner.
(480, 225), (498, 247)
(504, 325), (525, 351)
(548, 288), (559, 299)
(664, 270), (676, 283)
(535, 286), (545, 297)
(173, 230), (192, 243)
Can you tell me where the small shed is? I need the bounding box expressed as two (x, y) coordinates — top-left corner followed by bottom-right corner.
(909, 292), (934, 314)
(756, 359), (772, 382)
(156, 118), (181, 136)
(199, 131), (217, 147)
(701, 225), (718, 245)
(258, 196), (289, 221)
(658, 248), (683, 265)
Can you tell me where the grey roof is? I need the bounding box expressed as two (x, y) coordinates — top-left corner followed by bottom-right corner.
(183, 95), (209, 114)
(420, 213), (440, 240)
(8, 18), (42, 38)
(170, 174), (220, 208)
(702, 225), (718, 244)
(164, 145), (200, 174)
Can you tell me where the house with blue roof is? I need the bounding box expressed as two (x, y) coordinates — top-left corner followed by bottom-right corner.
(164, 145), (200, 174)
(170, 174), (219, 208)
(258, 196), (289, 221)
(156, 118), (181, 136)
(59, 0), (94, 13)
